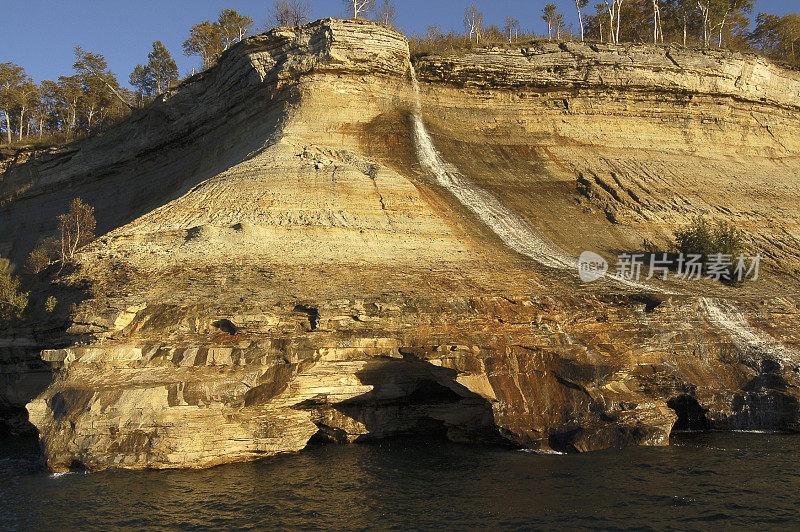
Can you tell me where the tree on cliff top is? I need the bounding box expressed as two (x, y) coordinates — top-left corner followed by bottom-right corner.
(603, 0), (625, 44)
(751, 12), (800, 66)
(130, 41), (179, 100)
(217, 8), (254, 49)
(183, 21), (224, 69)
(504, 17), (520, 42)
(0, 63), (27, 144)
(464, 5), (484, 43)
(715, 0), (754, 48)
(542, 3), (559, 40)
(73, 47), (133, 112)
(343, 0), (376, 20)
(11, 78), (38, 142)
(575, 0), (590, 41)
(269, 1), (312, 27)
(374, 0), (397, 27)
(666, 0), (699, 45)
(183, 9), (253, 70)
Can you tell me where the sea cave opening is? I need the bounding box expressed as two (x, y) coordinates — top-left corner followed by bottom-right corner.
(301, 357), (511, 447)
(667, 395), (711, 432)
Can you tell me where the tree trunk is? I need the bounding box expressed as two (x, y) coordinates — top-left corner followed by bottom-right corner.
(683, 20), (687, 46)
(3, 111), (9, 143)
(653, 2), (657, 43)
(18, 107), (25, 141)
(653, 2), (663, 43)
(69, 101), (77, 137)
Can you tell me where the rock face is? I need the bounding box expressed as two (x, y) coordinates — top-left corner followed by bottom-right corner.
(2, 19), (800, 470)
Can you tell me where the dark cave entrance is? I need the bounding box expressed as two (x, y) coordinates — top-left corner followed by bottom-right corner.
(667, 395), (711, 432)
(301, 356), (514, 447)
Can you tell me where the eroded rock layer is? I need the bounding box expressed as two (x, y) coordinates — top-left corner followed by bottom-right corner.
(2, 19), (800, 471)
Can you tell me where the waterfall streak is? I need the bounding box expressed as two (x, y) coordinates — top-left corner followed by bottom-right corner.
(409, 67), (796, 363)
(701, 297), (800, 366)
(409, 67), (575, 270)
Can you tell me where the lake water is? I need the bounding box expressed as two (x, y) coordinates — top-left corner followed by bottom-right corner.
(2, 433), (799, 530)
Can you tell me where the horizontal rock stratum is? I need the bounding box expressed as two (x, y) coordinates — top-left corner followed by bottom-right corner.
(1, 19), (800, 471)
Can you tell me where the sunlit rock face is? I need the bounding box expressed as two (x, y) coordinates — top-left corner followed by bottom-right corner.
(2, 19), (800, 471)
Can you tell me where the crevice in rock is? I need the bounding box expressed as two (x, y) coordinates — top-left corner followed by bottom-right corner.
(293, 305), (319, 331)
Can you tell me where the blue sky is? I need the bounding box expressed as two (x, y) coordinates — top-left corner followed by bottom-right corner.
(2, 0), (796, 88)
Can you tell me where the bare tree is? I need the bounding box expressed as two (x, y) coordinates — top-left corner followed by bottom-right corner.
(555, 13), (566, 39)
(575, 0), (589, 41)
(603, 0), (625, 44)
(696, 0), (712, 47)
(343, 0), (376, 19)
(652, 0), (664, 42)
(464, 5), (484, 43)
(504, 16), (520, 42)
(374, 0), (397, 26)
(269, 1), (312, 27)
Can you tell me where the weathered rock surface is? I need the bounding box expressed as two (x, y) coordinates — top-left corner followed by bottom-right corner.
(1, 19), (800, 471)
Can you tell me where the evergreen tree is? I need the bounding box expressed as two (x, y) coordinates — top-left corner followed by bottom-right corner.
(130, 41), (179, 100)
(217, 9), (254, 49)
(183, 20), (225, 69)
(73, 47), (132, 117)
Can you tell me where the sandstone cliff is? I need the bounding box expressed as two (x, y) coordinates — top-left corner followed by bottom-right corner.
(2, 19), (799, 470)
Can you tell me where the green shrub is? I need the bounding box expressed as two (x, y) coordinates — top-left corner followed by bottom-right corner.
(27, 237), (58, 273)
(45, 296), (58, 313)
(672, 217), (747, 284)
(674, 217), (744, 259)
(0, 258), (29, 322)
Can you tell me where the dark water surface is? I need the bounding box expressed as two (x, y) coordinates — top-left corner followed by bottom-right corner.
(2, 433), (799, 530)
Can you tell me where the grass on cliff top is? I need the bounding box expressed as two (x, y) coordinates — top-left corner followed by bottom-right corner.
(409, 31), (548, 58)
(408, 29), (781, 68)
